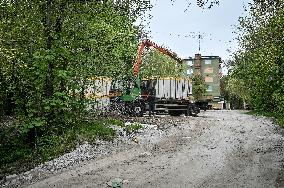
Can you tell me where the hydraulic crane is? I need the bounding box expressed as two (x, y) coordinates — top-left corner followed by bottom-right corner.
(133, 39), (183, 77)
(121, 39), (183, 102)
(110, 39), (199, 116)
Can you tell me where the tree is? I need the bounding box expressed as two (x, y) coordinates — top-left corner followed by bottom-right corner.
(170, 0), (220, 9)
(229, 0), (284, 114)
(0, 0), (151, 140)
(222, 75), (247, 109)
(140, 49), (186, 78)
(192, 74), (207, 101)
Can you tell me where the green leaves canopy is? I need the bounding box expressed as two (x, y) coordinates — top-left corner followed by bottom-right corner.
(192, 74), (207, 101)
(229, 0), (284, 114)
(0, 0), (150, 132)
(140, 49), (186, 78)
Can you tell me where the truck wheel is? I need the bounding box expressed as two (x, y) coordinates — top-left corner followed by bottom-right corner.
(192, 106), (200, 117)
(132, 103), (144, 117)
(186, 107), (199, 117)
(191, 111), (198, 117)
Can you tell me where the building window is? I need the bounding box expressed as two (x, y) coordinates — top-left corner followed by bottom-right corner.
(187, 60), (193, 66)
(204, 67), (213, 73)
(205, 60), (211, 65)
(205, 76), (213, 82)
(207, 85), (213, 91)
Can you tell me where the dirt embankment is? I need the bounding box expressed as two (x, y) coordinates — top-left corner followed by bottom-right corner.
(3, 110), (284, 188)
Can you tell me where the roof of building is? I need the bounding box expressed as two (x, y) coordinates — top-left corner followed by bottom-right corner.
(200, 56), (221, 59)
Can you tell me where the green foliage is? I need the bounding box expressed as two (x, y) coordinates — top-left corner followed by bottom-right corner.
(78, 121), (116, 142)
(170, 0), (220, 9)
(140, 49), (186, 78)
(108, 120), (143, 134)
(104, 118), (125, 127)
(276, 117), (284, 128)
(124, 123), (144, 134)
(229, 0), (284, 120)
(0, 118), (120, 175)
(220, 76), (243, 109)
(0, 0), (150, 175)
(192, 74), (207, 101)
(0, 0), (151, 141)
(35, 131), (78, 161)
(245, 110), (284, 128)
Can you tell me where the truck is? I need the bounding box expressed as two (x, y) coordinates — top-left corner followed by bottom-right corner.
(109, 39), (200, 116)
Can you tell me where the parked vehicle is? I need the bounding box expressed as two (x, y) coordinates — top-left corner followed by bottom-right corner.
(109, 39), (200, 116)
(140, 77), (199, 116)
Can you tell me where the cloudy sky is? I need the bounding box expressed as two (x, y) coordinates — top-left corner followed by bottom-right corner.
(141, 0), (250, 61)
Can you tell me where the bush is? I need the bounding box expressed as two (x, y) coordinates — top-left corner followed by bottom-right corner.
(0, 117), (122, 175)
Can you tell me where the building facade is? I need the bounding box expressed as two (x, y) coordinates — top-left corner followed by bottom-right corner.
(183, 54), (222, 109)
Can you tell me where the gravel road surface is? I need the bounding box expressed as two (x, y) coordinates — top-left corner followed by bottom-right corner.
(3, 110), (284, 188)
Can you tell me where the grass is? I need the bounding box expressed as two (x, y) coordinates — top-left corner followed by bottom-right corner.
(77, 120), (116, 143)
(245, 110), (284, 128)
(111, 120), (144, 134)
(0, 118), (123, 175)
(124, 123), (144, 134)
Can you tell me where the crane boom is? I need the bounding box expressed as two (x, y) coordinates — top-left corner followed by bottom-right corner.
(133, 39), (183, 77)
(111, 39), (201, 117)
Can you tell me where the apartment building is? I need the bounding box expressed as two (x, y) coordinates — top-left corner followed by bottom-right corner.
(183, 54), (223, 109)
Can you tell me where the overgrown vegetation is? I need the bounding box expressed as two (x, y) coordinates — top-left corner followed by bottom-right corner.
(0, 0), (150, 132)
(245, 111), (284, 128)
(227, 0), (284, 125)
(0, 0), (150, 175)
(0, 118), (122, 175)
(220, 75), (244, 109)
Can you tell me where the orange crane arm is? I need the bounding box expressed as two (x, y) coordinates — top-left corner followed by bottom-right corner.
(133, 39), (183, 77)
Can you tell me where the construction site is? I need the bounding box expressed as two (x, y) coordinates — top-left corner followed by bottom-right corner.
(1, 1), (283, 188)
(2, 36), (283, 188)
(83, 39), (226, 118)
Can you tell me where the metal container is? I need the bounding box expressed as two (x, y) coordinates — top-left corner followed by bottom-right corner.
(155, 77), (192, 99)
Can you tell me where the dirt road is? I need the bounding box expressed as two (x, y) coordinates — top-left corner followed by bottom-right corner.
(7, 110), (284, 188)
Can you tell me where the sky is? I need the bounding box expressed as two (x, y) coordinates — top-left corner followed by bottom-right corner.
(140, 0), (250, 61)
